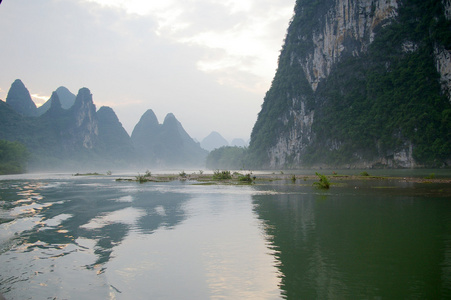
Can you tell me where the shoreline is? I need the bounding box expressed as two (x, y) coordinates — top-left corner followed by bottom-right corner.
(114, 172), (451, 184)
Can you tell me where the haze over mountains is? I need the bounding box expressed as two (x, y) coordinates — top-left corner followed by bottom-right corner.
(0, 79), (210, 171)
(2, 0), (450, 171)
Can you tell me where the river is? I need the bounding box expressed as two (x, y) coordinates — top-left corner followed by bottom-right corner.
(0, 172), (450, 299)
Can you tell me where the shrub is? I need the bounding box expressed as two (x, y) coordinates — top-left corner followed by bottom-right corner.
(135, 174), (149, 183)
(238, 173), (253, 182)
(425, 173), (435, 179)
(213, 170), (232, 180)
(313, 172), (330, 189)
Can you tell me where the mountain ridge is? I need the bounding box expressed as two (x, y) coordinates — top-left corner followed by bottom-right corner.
(1, 80), (206, 171)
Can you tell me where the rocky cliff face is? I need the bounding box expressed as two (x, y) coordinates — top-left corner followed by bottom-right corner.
(1, 79), (207, 170)
(64, 88), (99, 150)
(249, 0), (451, 168)
(300, 0), (398, 91)
(1, 80), (137, 170)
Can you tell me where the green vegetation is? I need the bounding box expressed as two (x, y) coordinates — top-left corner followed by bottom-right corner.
(134, 170), (153, 183)
(179, 171), (187, 178)
(248, 0), (451, 168)
(0, 140), (29, 174)
(425, 173), (436, 179)
(313, 172), (330, 189)
(360, 171), (370, 177)
(206, 146), (247, 170)
(213, 170), (232, 180)
(74, 172), (103, 176)
(238, 173), (253, 183)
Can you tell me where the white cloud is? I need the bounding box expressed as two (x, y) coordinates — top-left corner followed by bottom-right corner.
(84, 0), (293, 93)
(0, 0), (294, 141)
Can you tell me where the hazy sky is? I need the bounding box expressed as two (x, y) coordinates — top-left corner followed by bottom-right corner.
(0, 0), (294, 142)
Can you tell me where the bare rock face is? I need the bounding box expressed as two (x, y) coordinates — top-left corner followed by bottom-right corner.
(267, 0), (401, 168)
(67, 87), (99, 150)
(249, 0), (451, 169)
(435, 45), (451, 103)
(6, 79), (38, 116)
(301, 0), (398, 91)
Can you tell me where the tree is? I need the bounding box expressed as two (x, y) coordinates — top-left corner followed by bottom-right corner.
(0, 140), (29, 174)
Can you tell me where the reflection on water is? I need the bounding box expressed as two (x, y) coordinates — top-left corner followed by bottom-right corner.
(0, 176), (281, 299)
(253, 179), (451, 299)
(1, 175), (450, 299)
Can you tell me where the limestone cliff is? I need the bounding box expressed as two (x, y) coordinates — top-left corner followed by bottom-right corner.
(249, 0), (451, 168)
(0, 80), (136, 170)
(64, 88), (99, 150)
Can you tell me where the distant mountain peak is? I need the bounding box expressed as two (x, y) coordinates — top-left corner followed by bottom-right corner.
(6, 79), (38, 117)
(231, 138), (247, 147)
(163, 113), (177, 123)
(97, 106), (120, 123)
(42, 91), (63, 117)
(131, 110), (207, 167)
(37, 86), (76, 115)
(201, 131), (229, 151)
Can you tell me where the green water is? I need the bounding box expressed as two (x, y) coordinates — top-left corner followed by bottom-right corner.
(253, 179), (451, 299)
(0, 173), (450, 299)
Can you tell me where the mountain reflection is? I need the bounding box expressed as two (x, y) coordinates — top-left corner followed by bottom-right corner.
(1, 179), (190, 269)
(252, 182), (451, 299)
(253, 191), (324, 299)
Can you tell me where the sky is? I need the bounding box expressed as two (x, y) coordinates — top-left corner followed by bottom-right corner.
(0, 0), (294, 142)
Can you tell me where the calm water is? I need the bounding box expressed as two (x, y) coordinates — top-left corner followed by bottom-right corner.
(0, 173), (450, 299)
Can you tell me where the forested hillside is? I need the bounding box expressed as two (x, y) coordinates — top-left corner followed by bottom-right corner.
(248, 0), (451, 168)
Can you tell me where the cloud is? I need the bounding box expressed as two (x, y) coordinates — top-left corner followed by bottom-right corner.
(0, 0), (294, 141)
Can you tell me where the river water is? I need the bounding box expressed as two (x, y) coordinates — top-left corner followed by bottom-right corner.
(0, 172), (450, 299)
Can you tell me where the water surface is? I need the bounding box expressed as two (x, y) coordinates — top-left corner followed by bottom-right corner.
(0, 173), (450, 299)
